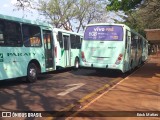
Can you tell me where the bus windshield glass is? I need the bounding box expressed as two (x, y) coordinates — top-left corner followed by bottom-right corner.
(84, 25), (123, 41)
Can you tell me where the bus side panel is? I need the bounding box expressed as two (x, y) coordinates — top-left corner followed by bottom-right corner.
(0, 48), (14, 80)
(0, 47), (27, 80)
(0, 47), (45, 80)
(123, 29), (132, 73)
(71, 49), (80, 66)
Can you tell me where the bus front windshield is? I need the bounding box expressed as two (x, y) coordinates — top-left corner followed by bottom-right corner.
(84, 25), (123, 41)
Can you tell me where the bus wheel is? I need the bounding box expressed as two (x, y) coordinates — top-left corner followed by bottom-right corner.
(74, 58), (80, 69)
(27, 63), (37, 83)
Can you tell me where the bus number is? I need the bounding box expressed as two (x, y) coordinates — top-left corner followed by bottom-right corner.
(89, 32), (97, 37)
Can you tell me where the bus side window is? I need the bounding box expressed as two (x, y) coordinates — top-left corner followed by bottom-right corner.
(138, 37), (140, 49)
(76, 35), (81, 49)
(125, 30), (128, 49)
(81, 37), (83, 43)
(0, 20), (4, 45)
(131, 33), (135, 48)
(0, 19), (22, 47)
(43, 30), (52, 49)
(131, 33), (137, 49)
(139, 37), (142, 49)
(22, 24), (41, 47)
(58, 32), (63, 48)
(63, 35), (69, 50)
(70, 34), (76, 49)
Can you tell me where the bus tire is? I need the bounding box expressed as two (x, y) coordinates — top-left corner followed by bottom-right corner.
(26, 63), (38, 83)
(74, 57), (80, 70)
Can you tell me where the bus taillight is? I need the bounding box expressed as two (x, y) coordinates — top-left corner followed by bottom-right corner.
(115, 54), (123, 65)
(54, 46), (57, 58)
(81, 51), (86, 62)
(119, 54), (123, 57)
(118, 55), (123, 60)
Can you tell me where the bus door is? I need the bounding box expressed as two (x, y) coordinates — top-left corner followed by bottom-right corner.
(43, 30), (54, 71)
(58, 32), (71, 68)
(63, 35), (71, 67)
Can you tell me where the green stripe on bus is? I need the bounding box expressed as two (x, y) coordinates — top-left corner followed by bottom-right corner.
(61, 49), (65, 57)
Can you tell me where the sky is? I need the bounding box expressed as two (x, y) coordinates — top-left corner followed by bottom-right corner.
(0, 0), (125, 33)
(0, 0), (125, 21)
(0, 0), (40, 20)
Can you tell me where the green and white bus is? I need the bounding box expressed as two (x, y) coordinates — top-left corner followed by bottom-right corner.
(53, 28), (83, 69)
(80, 23), (148, 73)
(0, 14), (56, 82)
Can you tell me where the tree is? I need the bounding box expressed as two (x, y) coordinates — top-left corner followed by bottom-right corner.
(38, 0), (111, 32)
(73, 0), (109, 32)
(137, 0), (160, 29)
(38, 0), (76, 30)
(124, 0), (160, 36)
(124, 11), (146, 36)
(13, 0), (125, 32)
(107, 0), (144, 12)
(107, 0), (160, 36)
(14, 0), (33, 10)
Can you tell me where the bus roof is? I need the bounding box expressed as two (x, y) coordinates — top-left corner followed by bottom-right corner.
(0, 13), (51, 27)
(53, 28), (83, 36)
(86, 23), (130, 28)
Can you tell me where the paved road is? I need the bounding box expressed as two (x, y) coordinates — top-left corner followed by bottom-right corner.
(0, 68), (124, 112)
(66, 56), (160, 120)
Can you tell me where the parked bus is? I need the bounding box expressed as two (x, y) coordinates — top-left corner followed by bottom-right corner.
(80, 23), (148, 73)
(0, 14), (56, 82)
(53, 28), (83, 69)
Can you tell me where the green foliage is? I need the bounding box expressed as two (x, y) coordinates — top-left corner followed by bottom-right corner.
(38, 0), (76, 30)
(38, 0), (109, 32)
(124, 12), (146, 36)
(123, 0), (160, 36)
(107, 0), (160, 37)
(107, 0), (143, 11)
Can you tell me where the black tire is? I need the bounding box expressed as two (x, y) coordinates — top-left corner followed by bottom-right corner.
(26, 63), (37, 83)
(74, 58), (80, 69)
